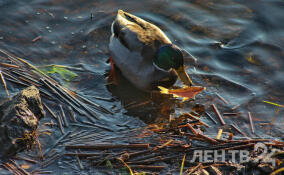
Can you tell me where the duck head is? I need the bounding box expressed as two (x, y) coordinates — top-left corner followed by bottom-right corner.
(154, 44), (193, 86)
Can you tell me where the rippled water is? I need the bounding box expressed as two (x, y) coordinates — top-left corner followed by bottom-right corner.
(0, 0), (283, 172)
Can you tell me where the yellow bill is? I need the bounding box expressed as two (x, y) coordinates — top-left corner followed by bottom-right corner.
(175, 66), (193, 86)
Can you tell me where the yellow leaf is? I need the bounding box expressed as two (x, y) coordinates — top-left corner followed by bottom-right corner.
(158, 86), (205, 101)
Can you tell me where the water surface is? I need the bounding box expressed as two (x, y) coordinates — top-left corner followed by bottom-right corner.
(0, 0), (283, 173)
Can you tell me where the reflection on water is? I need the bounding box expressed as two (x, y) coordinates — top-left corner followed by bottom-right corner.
(0, 0), (283, 147)
(106, 65), (180, 124)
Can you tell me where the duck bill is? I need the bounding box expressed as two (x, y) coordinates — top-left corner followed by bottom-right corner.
(175, 66), (193, 86)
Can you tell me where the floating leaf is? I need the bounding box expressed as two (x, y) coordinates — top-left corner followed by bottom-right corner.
(158, 86), (205, 101)
(40, 65), (77, 81)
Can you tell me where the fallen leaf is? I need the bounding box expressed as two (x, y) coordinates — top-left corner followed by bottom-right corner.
(40, 65), (78, 81)
(158, 86), (205, 101)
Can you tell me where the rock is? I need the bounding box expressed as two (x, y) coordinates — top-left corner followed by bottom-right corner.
(0, 86), (45, 161)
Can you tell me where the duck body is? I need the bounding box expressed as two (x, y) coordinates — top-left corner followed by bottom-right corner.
(109, 10), (192, 91)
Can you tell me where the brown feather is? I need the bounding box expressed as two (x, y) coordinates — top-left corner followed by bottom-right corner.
(115, 10), (171, 51)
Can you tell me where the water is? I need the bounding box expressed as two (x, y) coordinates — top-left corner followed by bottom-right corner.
(0, 0), (283, 173)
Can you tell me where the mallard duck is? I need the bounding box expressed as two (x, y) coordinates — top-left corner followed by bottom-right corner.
(109, 10), (193, 91)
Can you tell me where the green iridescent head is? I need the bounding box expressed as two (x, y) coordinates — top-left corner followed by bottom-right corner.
(154, 44), (193, 86)
(154, 44), (184, 71)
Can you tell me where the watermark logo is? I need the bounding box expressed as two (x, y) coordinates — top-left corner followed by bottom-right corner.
(253, 142), (276, 166)
(189, 143), (276, 166)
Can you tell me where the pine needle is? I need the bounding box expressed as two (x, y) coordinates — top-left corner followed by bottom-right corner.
(0, 49), (54, 83)
(34, 131), (44, 159)
(188, 163), (201, 175)
(263, 101), (284, 108)
(15, 56), (47, 76)
(216, 129), (223, 139)
(180, 154), (186, 175)
(118, 158), (134, 175)
(270, 167), (284, 175)
(0, 70), (10, 96)
(157, 139), (173, 149)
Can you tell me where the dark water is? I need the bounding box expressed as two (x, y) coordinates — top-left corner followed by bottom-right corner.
(0, 0), (284, 173)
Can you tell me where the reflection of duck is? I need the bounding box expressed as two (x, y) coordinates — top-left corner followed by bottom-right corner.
(109, 10), (193, 91)
(106, 70), (177, 124)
